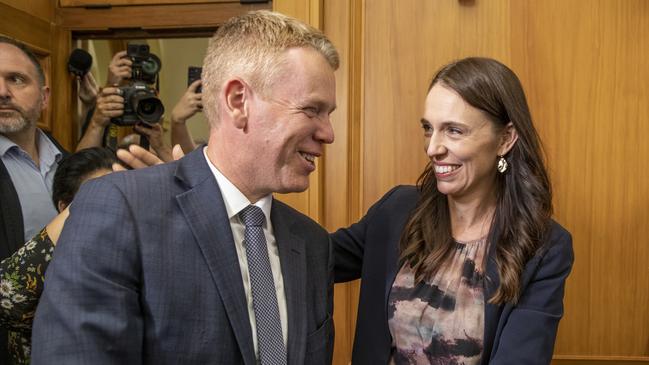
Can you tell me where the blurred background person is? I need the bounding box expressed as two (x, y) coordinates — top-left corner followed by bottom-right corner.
(170, 79), (202, 154)
(0, 147), (117, 365)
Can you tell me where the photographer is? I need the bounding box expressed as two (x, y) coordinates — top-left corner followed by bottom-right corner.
(107, 50), (132, 87)
(76, 51), (132, 151)
(170, 79), (202, 154)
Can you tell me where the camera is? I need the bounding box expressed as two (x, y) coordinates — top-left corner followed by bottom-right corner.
(111, 43), (164, 126)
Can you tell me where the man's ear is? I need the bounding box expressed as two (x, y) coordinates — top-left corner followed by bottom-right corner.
(41, 86), (50, 110)
(223, 79), (248, 130)
(498, 122), (519, 156)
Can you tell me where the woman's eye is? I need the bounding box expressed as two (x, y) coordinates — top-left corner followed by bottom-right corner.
(447, 127), (463, 135)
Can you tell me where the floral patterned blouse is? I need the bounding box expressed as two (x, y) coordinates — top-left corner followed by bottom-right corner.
(0, 228), (55, 365)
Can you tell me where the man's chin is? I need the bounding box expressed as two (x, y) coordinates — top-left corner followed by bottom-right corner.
(276, 179), (310, 195)
(0, 116), (32, 135)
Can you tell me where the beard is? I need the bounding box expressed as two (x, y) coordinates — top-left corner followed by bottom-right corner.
(0, 99), (42, 135)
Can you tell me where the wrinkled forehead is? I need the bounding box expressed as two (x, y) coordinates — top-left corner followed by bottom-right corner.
(0, 43), (41, 80)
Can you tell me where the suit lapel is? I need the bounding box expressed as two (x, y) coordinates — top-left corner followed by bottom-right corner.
(174, 149), (256, 365)
(272, 201), (307, 365)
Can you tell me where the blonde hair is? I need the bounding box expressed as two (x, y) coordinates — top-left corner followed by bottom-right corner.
(202, 10), (339, 125)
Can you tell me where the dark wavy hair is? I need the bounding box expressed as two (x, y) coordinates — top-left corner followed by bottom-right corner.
(52, 147), (117, 210)
(399, 57), (552, 304)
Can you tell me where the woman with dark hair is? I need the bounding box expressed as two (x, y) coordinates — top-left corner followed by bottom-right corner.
(0, 147), (116, 364)
(333, 57), (574, 364)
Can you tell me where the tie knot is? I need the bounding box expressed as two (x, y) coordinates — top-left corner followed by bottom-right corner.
(239, 205), (265, 227)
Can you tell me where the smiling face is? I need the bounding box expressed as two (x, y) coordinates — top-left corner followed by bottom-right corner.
(240, 47), (336, 198)
(0, 43), (48, 135)
(422, 83), (514, 203)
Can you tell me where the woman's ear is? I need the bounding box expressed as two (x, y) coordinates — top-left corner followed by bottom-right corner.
(223, 78), (249, 130)
(498, 122), (519, 156)
(57, 200), (68, 213)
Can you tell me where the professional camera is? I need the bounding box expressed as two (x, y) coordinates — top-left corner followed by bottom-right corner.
(111, 43), (164, 126)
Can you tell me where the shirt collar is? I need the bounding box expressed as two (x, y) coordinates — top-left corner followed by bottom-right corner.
(0, 129), (62, 164)
(202, 146), (273, 226)
(36, 129), (63, 168)
(0, 133), (18, 157)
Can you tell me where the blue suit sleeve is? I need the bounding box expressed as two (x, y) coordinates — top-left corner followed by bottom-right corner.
(489, 229), (574, 365)
(31, 176), (143, 365)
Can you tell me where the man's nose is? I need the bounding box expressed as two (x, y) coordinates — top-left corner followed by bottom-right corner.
(316, 115), (335, 144)
(0, 78), (9, 99)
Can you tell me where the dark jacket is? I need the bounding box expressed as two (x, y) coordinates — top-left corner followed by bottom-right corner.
(332, 185), (574, 365)
(32, 147), (334, 365)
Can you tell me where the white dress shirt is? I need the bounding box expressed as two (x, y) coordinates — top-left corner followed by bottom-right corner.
(203, 147), (288, 355)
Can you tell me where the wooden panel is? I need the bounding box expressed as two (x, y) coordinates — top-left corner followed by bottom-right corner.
(362, 0), (511, 210)
(49, 25), (75, 150)
(511, 0), (649, 358)
(322, 1), (363, 364)
(58, 2), (270, 30)
(274, 0), (322, 29)
(0, 0), (53, 22)
(553, 356), (649, 365)
(0, 2), (52, 50)
(60, 0), (233, 6)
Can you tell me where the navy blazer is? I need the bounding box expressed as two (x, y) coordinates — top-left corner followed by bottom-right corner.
(32, 147), (334, 365)
(332, 186), (574, 364)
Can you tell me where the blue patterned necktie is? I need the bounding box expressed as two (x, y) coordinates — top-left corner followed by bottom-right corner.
(239, 205), (287, 365)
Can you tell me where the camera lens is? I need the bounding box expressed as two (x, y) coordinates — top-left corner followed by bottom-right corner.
(140, 53), (162, 77)
(134, 96), (164, 123)
(141, 59), (160, 75)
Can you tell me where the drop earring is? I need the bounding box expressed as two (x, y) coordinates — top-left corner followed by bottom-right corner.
(497, 156), (508, 173)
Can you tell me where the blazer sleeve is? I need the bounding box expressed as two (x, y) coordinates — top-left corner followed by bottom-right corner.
(330, 186), (403, 283)
(489, 227), (574, 365)
(31, 177), (143, 365)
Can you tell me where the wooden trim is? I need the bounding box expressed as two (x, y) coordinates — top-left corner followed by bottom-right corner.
(59, 0), (235, 6)
(347, 0), (364, 223)
(309, 0), (323, 30)
(0, 3), (51, 50)
(554, 355), (649, 361)
(49, 24), (74, 149)
(57, 2), (270, 30)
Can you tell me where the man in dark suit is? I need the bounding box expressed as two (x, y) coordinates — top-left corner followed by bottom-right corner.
(32, 10), (338, 365)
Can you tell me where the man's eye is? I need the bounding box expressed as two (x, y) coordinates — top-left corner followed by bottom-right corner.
(303, 107), (319, 117)
(10, 75), (26, 84)
(421, 124), (432, 133)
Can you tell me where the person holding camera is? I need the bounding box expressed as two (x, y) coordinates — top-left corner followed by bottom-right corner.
(75, 51), (132, 151)
(170, 79), (202, 154)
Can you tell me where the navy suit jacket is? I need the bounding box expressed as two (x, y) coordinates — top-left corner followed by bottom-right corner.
(332, 186), (574, 365)
(32, 147), (334, 365)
